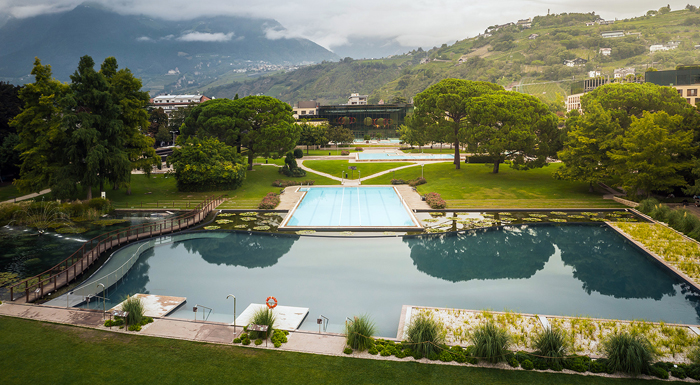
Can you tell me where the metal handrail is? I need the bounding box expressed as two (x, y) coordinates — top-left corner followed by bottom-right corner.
(10, 195), (223, 302)
(194, 304), (214, 322)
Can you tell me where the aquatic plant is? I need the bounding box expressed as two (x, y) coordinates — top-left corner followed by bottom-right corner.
(405, 311), (445, 357)
(470, 321), (511, 363)
(250, 307), (276, 339)
(121, 295), (145, 326)
(345, 315), (376, 351)
(203, 225), (220, 230)
(602, 332), (654, 375)
(533, 327), (568, 363)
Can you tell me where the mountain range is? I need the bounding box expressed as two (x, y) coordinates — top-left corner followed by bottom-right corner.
(0, 3), (338, 91)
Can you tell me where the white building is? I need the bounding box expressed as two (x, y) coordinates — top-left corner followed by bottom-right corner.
(150, 94), (211, 115)
(588, 70), (601, 78)
(566, 93), (583, 113)
(599, 48), (612, 56)
(613, 67), (635, 79)
(293, 101), (320, 119)
(347, 93), (368, 105)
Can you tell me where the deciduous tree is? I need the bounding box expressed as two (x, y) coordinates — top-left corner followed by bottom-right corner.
(297, 122), (328, 155)
(168, 137), (246, 192)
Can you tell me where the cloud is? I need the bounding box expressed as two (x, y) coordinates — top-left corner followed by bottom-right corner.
(177, 32), (235, 42)
(136, 36), (153, 42)
(0, 0), (694, 52)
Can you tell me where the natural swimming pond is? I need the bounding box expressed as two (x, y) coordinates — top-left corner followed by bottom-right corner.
(74, 223), (700, 337)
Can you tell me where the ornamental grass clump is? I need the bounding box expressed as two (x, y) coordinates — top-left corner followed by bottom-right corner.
(602, 332), (654, 375)
(250, 307), (276, 339)
(533, 327), (568, 364)
(470, 321), (511, 363)
(345, 315), (376, 351)
(121, 295), (145, 326)
(405, 311), (445, 358)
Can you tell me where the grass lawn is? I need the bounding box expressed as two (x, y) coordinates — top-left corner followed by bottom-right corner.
(0, 183), (23, 202)
(364, 162), (626, 209)
(107, 166), (339, 210)
(0, 317), (678, 385)
(303, 160), (416, 180)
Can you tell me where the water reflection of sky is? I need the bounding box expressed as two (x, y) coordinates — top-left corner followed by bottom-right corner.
(95, 224), (700, 337)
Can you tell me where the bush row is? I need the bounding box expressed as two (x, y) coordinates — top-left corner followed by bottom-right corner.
(344, 314), (695, 380)
(258, 193), (280, 209)
(272, 180), (316, 188)
(638, 198), (700, 241)
(425, 192), (446, 209)
(391, 177), (427, 187)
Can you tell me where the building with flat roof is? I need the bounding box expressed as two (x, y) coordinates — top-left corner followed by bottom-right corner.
(151, 94), (211, 115)
(646, 67), (700, 106)
(347, 93), (368, 105)
(293, 101), (320, 119)
(317, 104), (413, 138)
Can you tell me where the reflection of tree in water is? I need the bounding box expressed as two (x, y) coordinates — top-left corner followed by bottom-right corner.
(105, 247), (154, 303)
(556, 225), (678, 300)
(183, 233), (298, 268)
(404, 225), (554, 282)
(679, 283), (700, 323)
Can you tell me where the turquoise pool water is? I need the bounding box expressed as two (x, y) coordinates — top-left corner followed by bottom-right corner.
(81, 224), (700, 336)
(283, 187), (417, 228)
(357, 153), (454, 160)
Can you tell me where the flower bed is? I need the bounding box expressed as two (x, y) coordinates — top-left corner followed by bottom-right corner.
(258, 193), (280, 209)
(424, 192), (446, 209)
(272, 180), (316, 188)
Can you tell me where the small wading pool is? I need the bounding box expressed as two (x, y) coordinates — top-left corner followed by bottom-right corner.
(356, 152), (454, 161)
(70, 224), (700, 337)
(280, 186), (420, 229)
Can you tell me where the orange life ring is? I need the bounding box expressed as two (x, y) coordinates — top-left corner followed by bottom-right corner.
(266, 296), (278, 309)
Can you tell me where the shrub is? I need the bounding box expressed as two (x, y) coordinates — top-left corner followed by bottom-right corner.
(233, 338), (241, 343)
(345, 315), (377, 351)
(340, 150), (350, 156)
(250, 307), (276, 339)
(649, 204), (671, 222)
(258, 192), (280, 209)
(242, 338), (251, 345)
(438, 350), (454, 362)
(671, 365), (687, 379)
(533, 327), (568, 363)
(602, 332), (654, 375)
(507, 355), (519, 368)
(564, 355), (590, 372)
(521, 359), (534, 370)
(278, 165), (307, 177)
(469, 321), (511, 363)
(270, 329), (288, 347)
(650, 366), (669, 379)
(424, 192), (446, 209)
(638, 198), (660, 214)
(87, 198), (112, 212)
(104, 318), (124, 327)
(121, 295), (145, 326)
(515, 351), (532, 363)
(408, 177), (427, 187)
(254, 339), (263, 345)
(293, 148), (303, 158)
(128, 324), (142, 332)
(272, 180), (315, 188)
(689, 345), (700, 365)
(380, 348), (391, 356)
(355, 147), (364, 152)
(405, 311), (445, 358)
(368, 347), (379, 355)
(343, 347), (353, 355)
(466, 155), (495, 164)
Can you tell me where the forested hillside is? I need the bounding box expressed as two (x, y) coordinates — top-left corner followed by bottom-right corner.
(206, 6), (700, 105)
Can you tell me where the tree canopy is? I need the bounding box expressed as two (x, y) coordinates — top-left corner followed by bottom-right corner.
(168, 136), (246, 192)
(297, 122), (328, 154)
(467, 91), (559, 173)
(412, 79), (503, 169)
(12, 56), (157, 199)
(556, 82), (698, 196)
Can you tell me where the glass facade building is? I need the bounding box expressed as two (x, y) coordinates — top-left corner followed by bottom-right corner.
(645, 67), (700, 86)
(317, 104), (413, 138)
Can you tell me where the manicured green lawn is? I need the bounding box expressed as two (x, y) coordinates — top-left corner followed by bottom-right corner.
(0, 183), (23, 202)
(303, 160), (416, 179)
(0, 317), (678, 385)
(107, 166), (339, 210)
(364, 162), (625, 208)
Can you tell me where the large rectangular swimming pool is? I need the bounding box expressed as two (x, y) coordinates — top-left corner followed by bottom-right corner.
(281, 186), (419, 228)
(357, 153), (454, 160)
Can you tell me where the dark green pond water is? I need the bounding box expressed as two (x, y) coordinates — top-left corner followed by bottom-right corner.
(86, 223), (700, 337)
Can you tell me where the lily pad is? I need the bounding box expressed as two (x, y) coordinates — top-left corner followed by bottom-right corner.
(203, 225), (220, 230)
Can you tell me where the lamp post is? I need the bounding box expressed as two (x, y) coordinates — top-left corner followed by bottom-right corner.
(421, 164), (425, 179)
(169, 130), (177, 145)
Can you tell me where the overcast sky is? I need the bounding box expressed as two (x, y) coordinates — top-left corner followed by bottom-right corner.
(0, 1), (693, 51)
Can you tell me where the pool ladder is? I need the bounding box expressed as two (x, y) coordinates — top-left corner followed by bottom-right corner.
(193, 304), (213, 322)
(318, 314), (329, 333)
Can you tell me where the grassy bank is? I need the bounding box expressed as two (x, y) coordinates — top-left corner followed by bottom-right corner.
(0, 316), (679, 385)
(364, 162), (624, 208)
(303, 160), (415, 180)
(107, 167), (339, 210)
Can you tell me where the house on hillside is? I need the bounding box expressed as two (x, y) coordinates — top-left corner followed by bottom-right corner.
(613, 67), (635, 79)
(588, 70), (601, 78)
(517, 18), (532, 28)
(528, 33), (539, 40)
(564, 58), (587, 67)
(585, 21), (596, 26)
(347, 93), (368, 105)
(599, 48), (612, 56)
(650, 43), (677, 52)
(601, 31), (624, 38)
(598, 20), (615, 25)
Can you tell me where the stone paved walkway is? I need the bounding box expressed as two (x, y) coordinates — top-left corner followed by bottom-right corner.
(0, 188), (51, 204)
